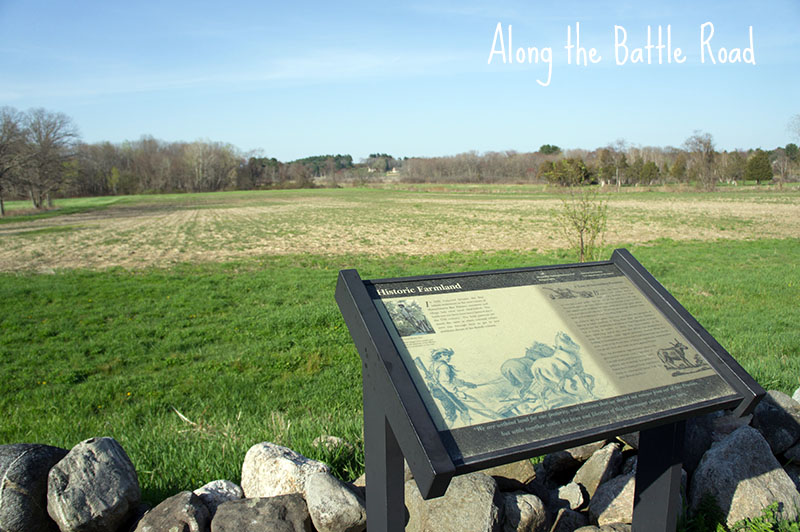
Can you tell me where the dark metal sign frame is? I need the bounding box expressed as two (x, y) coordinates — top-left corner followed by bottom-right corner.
(335, 249), (764, 532)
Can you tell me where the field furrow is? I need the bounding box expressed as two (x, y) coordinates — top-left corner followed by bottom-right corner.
(0, 188), (798, 271)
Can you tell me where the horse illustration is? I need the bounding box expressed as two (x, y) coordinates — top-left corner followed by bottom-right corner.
(531, 332), (596, 404)
(500, 332), (596, 411)
(500, 341), (554, 399)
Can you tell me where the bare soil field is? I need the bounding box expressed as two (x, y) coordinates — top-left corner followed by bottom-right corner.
(1, 188), (799, 272)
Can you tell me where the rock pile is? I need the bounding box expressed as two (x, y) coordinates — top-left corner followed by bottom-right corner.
(2, 389), (800, 531)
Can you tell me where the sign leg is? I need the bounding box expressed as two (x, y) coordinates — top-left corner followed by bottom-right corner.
(632, 421), (685, 532)
(364, 374), (405, 532)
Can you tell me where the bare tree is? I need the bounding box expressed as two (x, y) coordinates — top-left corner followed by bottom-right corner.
(772, 148), (791, 190)
(683, 131), (717, 190)
(720, 150), (746, 185)
(595, 148), (615, 186)
(609, 139), (629, 190)
(323, 157), (342, 187)
(0, 107), (27, 215)
(288, 161), (311, 187)
(557, 186), (609, 262)
(73, 141), (120, 197)
(123, 135), (170, 192)
(17, 108), (80, 208)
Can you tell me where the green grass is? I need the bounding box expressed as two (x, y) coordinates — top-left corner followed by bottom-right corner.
(1, 238), (798, 510)
(0, 196), (122, 224)
(635, 238), (800, 391)
(683, 498), (800, 532)
(1, 186), (798, 531)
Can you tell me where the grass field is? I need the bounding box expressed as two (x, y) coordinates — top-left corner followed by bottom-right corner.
(1, 185), (799, 271)
(1, 186), (799, 529)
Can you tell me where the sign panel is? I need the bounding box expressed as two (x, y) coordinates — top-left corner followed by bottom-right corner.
(367, 261), (738, 465)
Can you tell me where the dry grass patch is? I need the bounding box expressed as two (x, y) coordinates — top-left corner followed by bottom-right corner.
(0, 188), (798, 271)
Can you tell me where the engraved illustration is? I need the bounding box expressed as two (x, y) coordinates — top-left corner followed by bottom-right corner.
(414, 348), (496, 426)
(500, 331), (597, 413)
(385, 300), (435, 336)
(416, 331), (602, 429)
(657, 339), (710, 377)
(542, 287), (598, 300)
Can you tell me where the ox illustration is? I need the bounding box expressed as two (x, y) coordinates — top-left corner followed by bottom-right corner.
(657, 340), (692, 370)
(657, 339), (709, 376)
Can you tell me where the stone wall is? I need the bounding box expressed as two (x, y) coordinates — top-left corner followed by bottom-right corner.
(3, 389), (800, 532)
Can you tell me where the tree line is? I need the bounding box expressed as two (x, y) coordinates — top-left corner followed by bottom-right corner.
(0, 106), (371, 213)
(401, 136), (798, 191)
(1, 106), (798, 213)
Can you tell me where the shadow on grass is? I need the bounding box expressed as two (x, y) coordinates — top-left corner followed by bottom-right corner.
(0, 203), (115, 225)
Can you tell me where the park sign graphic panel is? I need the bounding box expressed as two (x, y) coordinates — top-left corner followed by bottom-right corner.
(369, 258), (735, 463)
(336, 249), (763, 473)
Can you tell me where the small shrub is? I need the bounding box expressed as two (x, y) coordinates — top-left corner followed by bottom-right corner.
(556, 186), (608, 262)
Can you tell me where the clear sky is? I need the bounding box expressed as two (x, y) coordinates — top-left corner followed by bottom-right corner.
(1, 0), (798, 161)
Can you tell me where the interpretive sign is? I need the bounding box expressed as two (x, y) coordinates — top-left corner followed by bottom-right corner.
(370, 260), (736, 465)
(336, 249), (763, 532)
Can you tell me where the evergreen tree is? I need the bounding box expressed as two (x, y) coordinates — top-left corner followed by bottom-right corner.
(628, 157), (644, 184)
(641, 161), (660, 184)
(785, 143), (798, 162)
(670, 152), (688, 183)
(539, 144), (561, 155)
(744, 149), (773, 184)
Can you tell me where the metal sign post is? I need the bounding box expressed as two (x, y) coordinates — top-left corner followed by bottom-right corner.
(633, 421), (686, 531)
(336, 250), (764, 531)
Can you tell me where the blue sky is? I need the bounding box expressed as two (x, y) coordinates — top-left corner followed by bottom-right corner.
(0, 0), (798, 161)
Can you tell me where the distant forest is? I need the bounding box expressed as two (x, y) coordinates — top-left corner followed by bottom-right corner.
(1, 106), (799, 212)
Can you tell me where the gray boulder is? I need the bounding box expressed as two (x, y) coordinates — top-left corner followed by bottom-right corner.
(351, 473), (366, 488)
(121, 503), (151, 532)
(211, 495), (313, 532)
(575, 525), (631, 532)
(689, 425), (800, 527)
(621, 455), (637, 476)
(587, 472), (635, 526)
(348, 476), (366, 501)
(0, 443), (67, 532)
(305, 471), (366, 532)
(566, 441), (608, 462)
(405, 472), (503, 532)
(346, 459), (412, 499)
(540, 441), (605, 487)
(524, 478), (555, 511)
(484, 459), (537, 492)
(193, 480), (244, 518)
(682, 414), (716, 475)
(502, 491), (548, 532)
(785, 463), (800, 492)
(47, 437), (140, 532)
(133, 491), (209, 532)
(710, 412), (752, 442)
(403, 459), (415, 482)
(556, 482), (586, 511)
(549, 508), (588, 532)
(573, 443), (622, 498)
(792, 386), (800, 405)
(750, 390), (800, 454)
(784, 441), (800, 463)
(240, 442), (330, 498)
